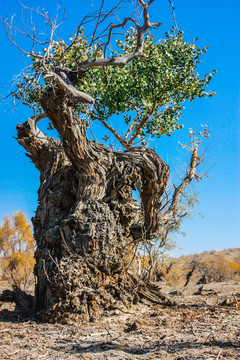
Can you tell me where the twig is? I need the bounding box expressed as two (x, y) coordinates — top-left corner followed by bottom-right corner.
(216, 349), (222, 360)
(127, 110), (154, 146)
(105, 327), (112, 336)
(89, 331), (108, 336)
(0, 329), (12, 333)
(97, 116), (129, 148)
(124, 110), (140, 141)
(168, 0), (179, 34)
(7, 349), (21, 357)
(232, 291), (240, 311)
(59, 227), (74, 255)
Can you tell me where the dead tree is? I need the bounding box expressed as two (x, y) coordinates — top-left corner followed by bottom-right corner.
(2, 0), (213, 321)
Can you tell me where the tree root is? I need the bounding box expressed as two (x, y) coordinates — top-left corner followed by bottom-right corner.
(0, 273), (173, 323)
(0, 286), (34, 314)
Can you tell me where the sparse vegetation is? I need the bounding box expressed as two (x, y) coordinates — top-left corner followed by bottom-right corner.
(156, 248), (240, 287)
(198, 255), (239, 283)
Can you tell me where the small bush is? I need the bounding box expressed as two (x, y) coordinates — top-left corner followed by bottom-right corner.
(2, 252), (35, 290)
(0, 211), (35, 290)
(164, 265), (185, 287)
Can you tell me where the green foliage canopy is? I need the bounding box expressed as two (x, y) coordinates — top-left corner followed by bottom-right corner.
(13, 28), (216, 145)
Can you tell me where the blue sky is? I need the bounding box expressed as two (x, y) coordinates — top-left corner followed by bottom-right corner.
(0, 0), (239, 256)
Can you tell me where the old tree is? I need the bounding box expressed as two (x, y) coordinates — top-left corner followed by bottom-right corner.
(2, 0), (215, 321)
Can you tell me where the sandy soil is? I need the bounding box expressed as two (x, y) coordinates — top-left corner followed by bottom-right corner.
(0, 282), (239, 359)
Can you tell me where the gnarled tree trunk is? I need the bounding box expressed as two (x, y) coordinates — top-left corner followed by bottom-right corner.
(16, 86), (170, 321)
(3, 0), (202, 322)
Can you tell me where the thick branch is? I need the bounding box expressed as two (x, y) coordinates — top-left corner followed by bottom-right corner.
(117, 147), (170, 240)
(73, 52), (143, 72)
(16, 113), (65, 174)
(17, 113), (47, 144)
(45, 70), (94, 104)
(40, 88), (113, 173)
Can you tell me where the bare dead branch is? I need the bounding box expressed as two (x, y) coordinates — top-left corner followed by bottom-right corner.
(103, 16), (139, 57)
(147, 0), (155, 5)
(2, 16), (40, 57)
(61, 0), (126, 65)
(44, 70), (94, 104)
(163, 148), (199, 222)
(17, 113), (47, 142)
(90, 0), (105, 46)
(72, 0), (162, 73)
(27, 113), (47, 139)
(2, 2), (66, 65)
(168, 0), (179, 33)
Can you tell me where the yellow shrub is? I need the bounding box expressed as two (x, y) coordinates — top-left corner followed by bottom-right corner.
(199, 255), (239, 282)
(0, 211), (35, 290)
(226, 260), (239, 272)
(2, 251), (35, 290)
(165, 265), (185, 287)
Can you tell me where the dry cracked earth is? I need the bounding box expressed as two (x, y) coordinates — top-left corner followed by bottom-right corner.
(0, 282), (239, 360)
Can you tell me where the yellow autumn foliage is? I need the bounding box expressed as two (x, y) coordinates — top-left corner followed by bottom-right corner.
(0, 211), (35, 290)
(164, 265), (185, 287)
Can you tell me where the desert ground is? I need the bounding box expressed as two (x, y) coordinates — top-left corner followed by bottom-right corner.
(0, 280), (239, 360)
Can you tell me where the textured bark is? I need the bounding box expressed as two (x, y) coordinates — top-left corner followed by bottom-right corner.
(16, 86), (170, 321)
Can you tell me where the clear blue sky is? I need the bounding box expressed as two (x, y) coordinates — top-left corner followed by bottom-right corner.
(0, 0), (239, 256)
